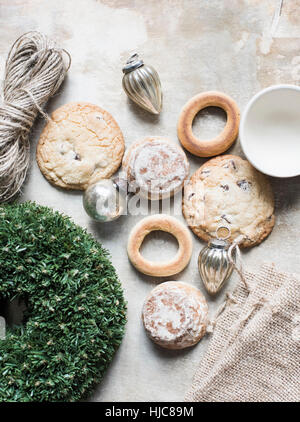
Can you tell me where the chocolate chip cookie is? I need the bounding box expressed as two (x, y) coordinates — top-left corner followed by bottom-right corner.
(36, 102), (124, 190)
(182, 155), (275, 247)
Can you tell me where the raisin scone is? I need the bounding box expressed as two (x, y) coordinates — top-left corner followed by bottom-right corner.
(182, 155), (275, 248)
(142, 282), (208, 350)
(37, 102), (124, 190)
(122, 136), (189, 199)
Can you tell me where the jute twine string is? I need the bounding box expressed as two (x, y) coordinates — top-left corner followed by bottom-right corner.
(207, 235), (278, 335)
(228, 234), (249, 290)
(0, 31), (71, 202)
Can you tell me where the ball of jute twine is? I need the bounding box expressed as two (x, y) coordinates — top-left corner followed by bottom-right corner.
(0, 31), (71, 202)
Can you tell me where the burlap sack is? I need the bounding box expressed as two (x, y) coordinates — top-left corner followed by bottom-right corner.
(186, 263), (300, 402)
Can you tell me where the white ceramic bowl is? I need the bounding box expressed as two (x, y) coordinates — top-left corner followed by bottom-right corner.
(240, 84), (300, 178)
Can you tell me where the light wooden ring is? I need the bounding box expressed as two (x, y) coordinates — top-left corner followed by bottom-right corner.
(127, 214), (193, 277)
(177, 91), (240, 157)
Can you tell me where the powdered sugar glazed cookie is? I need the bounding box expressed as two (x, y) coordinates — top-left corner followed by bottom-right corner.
(37, 102), (124, 190)
(122, 137), (189, 199)
(182, 155), (275, 248)
(142, 282), (208, 349)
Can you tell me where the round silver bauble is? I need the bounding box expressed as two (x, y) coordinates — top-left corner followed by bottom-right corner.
(83, 179), (126, 223)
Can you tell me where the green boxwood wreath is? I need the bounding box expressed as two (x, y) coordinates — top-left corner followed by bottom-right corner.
(0, 202), (127, 402)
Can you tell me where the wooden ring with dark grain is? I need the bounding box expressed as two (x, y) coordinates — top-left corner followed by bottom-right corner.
(177, 91), (240, 157)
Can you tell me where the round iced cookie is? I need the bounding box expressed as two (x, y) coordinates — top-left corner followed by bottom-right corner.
(142, 281), (208, 350)
(122, 136), (189, 199)
(36, 102), (124, 190)
(182, 155), (275, 248)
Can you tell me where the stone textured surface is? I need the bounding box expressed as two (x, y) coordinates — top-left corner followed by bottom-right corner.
(0, 0), (299, 402)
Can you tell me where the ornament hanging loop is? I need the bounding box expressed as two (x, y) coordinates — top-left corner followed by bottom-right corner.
(216, 225), (231, 241)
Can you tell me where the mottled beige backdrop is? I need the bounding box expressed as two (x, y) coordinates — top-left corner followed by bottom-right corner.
(0, 0), (299, 401)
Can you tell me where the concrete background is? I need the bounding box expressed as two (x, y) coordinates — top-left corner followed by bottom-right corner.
(0, 0), (299, 401)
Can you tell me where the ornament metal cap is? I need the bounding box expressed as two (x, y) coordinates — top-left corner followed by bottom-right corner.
(208, 238), (229, 249)
(122, 53), (144, 74)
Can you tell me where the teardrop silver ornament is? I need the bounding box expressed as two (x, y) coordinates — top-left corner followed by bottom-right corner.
(122, 53), (162, 114)
(198, 237), (235, 295)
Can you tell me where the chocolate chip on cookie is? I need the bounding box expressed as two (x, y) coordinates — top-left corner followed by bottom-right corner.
(221, 214), (231, 224)
(237, 179), (252, 191)
(220, 184), (229, 191)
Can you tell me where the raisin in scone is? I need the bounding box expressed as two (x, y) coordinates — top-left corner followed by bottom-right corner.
(37, 102), (124, 190)
(182, 155), (275, 248)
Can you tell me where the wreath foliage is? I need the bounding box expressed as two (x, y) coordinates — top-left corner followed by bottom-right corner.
(0, 202), (127, 402)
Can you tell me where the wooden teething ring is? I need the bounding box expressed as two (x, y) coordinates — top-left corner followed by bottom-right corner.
(127, 214), (193, 277)
(177, 91), (240, 157)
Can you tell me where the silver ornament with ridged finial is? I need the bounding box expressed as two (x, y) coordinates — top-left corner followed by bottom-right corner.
(198, 227), (235, 295)
(83, 179), (126, 223)
(122, 53), (162, 114)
